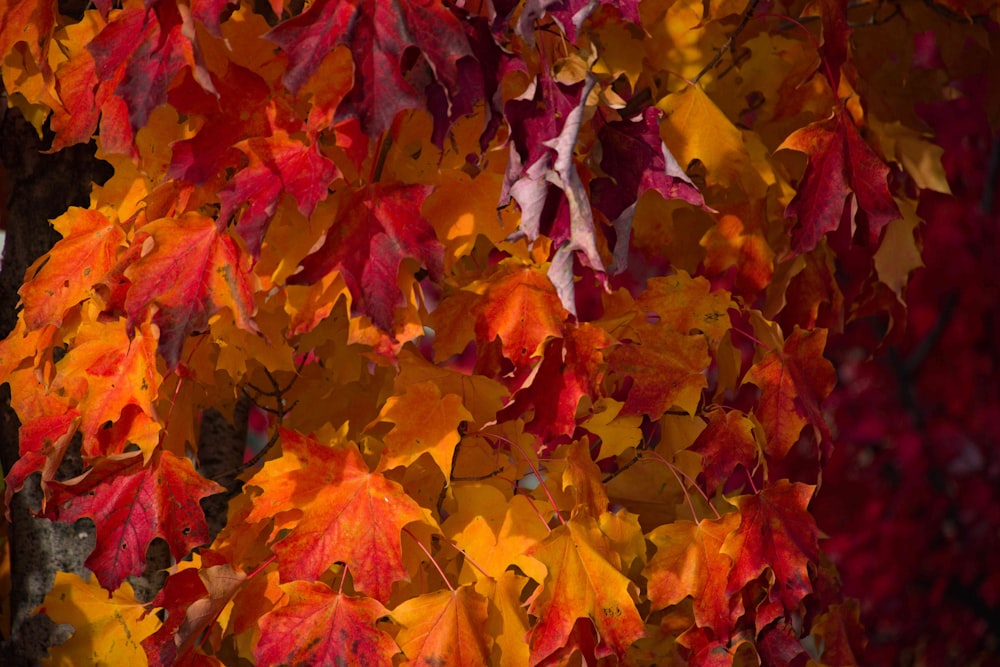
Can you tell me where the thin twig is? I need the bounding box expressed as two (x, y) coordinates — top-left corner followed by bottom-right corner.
(693, 0), (761, 84)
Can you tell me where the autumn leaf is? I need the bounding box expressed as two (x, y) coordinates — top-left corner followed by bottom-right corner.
(87, 4), (206, 135)
(644, 512), (742, 636)
(43, 450), (224, 591)
(722, 482), (820, 612)
(500, 70), (606, 314)
(52, 318), (161, 456)
(18, 207), (124, 330)
(690, 410), (759, 491)
(393, 585), (492, 666)
(780, 108), (901, 255)
(374, 380), (473, 479)
(245, 429), (432, 602)
(606, 325), (710, 419)
(218, 130), (339, 257)
(522, 515), (645, 664)
(288, 184), (444, 333)
(256, 581), (398, 666)
(266, 0), (478, 137)
(123, 213), (259, 370)
(592, 108), (706, 272)
(142, 555), (247, 665)
(742, 326), (835, 459)
(470, 261), (568, 370)
(38, 573), (159, 666)
(657, 85), (751, 190)
(499, 323), (614, 443)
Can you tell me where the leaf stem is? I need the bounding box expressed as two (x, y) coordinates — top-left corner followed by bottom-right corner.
(403, 528), (455, 592)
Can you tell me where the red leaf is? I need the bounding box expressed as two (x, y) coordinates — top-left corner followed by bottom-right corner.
(88, 4), (198, 134)
(592, 108), (706, 272)
(124, 213), (258, 369)
(256, 582), (398, 666)
(722, 481), (820, 611)
(781, 109), (901, 254)
(742, 327), (835, 459)
(218, 131), (339, 256)
(43, 450), (224, 591)
(500, 323), (613, 444)
(690, 410), (758, 491)
(266, 0), (476, 137)
(287, 184), (443, 332)
(607, 326), (709, 420)
(245, 429), (428, 602)
(501, 71), (605, 313)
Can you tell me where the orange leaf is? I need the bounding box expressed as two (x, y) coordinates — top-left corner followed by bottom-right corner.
(19, 208), (124, 330)
(245, 428), (432, 602)
(471, 262), (568, 369)
(124, 213), (258, 369)
(256, 581), (398, 666)
(523, 515), (644, 664)
(393, 585), (491, 666)
(375, 380), (473, 479)
(644, 513), (741, 636)
(53, 318), (161, 457)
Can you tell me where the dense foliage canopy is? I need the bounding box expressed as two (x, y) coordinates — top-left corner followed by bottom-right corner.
(0, 0), (997, 664)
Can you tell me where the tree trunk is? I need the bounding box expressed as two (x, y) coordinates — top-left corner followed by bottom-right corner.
(0, 102), (112, 665)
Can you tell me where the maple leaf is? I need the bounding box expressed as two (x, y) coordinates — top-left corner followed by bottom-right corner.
(393, 585), (492, 665)
(43, 450), (224, 591)
(444, 487), (551, 580)
(266, 0), (478, 138)
(606, 325), (710, 419)
(87, 3), (210, 135)
(781, 108), (901, 255)
(218, 130), (339, 257)
(644, 512), (742, 636)
(501, 70), (606, 314)
(514, 0), (641, 45)
(657, 85), (752, 190)
(470, 261), (568, 370)
(592, 108), (706, 273)
(256, 581), (399, 666)
(522, 515), (645, 664)
(635, 272), (733, 347)
(690, 410), (759, 491)
(18, 207), (124, 330)
(722, 481), (820, 612)
(142, 555), (248, 665)
(499, 323), (614, 443)
(742, 326), (835, 459)
(374, 380), (473, 479)
(3, 409), (81, 513)
(38, 573), (160, 664)
(288, 184), (444, 333)
(123, 213), (259, 369)
(52, 318), (161, 456)
(244, 429), (432, 602)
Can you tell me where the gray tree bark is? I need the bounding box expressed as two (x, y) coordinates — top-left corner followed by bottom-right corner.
(0, 101), (111, 665)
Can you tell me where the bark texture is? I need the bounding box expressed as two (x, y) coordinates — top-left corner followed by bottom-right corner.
(0, 104), (111, 665)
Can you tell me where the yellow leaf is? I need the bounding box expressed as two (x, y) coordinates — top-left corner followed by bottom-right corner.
(583, 399), (643, 460)
(393, 585), (492, 666)
(874, 198), (924, 299)
(657, 86), (751, 190)
(375, 381), (473, 479)
(40, 573), (159, 667)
